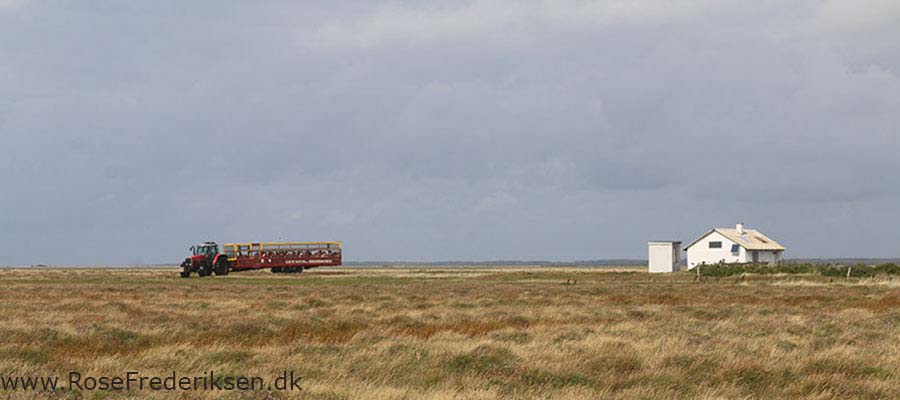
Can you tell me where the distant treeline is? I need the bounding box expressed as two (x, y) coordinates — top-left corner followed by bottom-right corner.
(696, 262), (900, 277)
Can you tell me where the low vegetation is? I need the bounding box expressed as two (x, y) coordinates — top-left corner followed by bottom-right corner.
(0, 267), (898, 399)
(696, 262), (900, 277)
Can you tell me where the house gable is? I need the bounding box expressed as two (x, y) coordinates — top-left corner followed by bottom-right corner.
(684, 230), (744, 267)
(684, 230), (737, 252)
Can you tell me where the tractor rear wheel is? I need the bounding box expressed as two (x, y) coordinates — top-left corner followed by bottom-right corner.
(214, 258), (229, 276)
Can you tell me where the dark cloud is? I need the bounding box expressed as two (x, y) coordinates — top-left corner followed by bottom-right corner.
(1, 1), (899, 264)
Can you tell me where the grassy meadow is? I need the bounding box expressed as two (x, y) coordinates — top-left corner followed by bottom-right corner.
(1, 267), (899, 399)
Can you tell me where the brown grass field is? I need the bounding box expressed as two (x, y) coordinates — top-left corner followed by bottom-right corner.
(1, 267), (899, 399)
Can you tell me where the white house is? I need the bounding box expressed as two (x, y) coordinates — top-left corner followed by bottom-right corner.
(684, 223), (785, 268)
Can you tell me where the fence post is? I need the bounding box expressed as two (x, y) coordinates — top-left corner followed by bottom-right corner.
(696, 265), (701, 282)
(846, 266), (852, 279)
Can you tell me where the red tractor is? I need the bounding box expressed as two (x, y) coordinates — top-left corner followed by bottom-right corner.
(179, 240), (342, 277)
(180, 241), (230, 278)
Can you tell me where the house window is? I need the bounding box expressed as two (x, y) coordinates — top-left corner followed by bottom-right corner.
(709, 241), (722, 249)
(731, 244), (740, 253)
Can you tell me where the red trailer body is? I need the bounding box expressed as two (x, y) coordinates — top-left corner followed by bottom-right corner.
(223, 242), (342, 273)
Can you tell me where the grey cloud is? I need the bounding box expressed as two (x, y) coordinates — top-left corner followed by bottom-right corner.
(1, 1), (899, 264)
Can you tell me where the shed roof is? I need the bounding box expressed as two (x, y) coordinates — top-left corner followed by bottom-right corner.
(684, 228), (785, 251)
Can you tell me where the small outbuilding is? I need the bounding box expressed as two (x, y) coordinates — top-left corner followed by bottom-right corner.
(648, 241), (682, 273)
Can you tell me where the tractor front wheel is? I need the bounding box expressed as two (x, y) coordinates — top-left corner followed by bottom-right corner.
(179, 261), (191, 278)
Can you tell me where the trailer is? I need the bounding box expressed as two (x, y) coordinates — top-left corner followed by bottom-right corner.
(179, 241), (342, 277)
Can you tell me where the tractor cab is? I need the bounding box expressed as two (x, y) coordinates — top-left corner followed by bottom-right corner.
(192, 242), (219, 258)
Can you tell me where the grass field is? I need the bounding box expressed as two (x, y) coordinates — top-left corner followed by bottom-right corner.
(1, 267), (899, 399)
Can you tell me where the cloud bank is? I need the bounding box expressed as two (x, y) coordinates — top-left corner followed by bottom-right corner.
(1, 0), (899, 264)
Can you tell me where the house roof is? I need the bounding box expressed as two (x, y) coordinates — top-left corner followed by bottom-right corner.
(683, 228), (785, 251)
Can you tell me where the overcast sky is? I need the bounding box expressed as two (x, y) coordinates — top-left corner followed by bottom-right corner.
(1, 1), (899, 265)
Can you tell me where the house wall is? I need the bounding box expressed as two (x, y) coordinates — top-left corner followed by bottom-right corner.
(738, 247), (749, 263)
(738, 247), (775, 263)
(686, 231), (741, 268)
(745, 250), (781, 265)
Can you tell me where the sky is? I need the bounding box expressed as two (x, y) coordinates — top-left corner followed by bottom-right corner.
(1, 0), (899, 265)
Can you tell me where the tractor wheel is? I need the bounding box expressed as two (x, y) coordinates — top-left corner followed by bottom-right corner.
(215, 258), (230, 276)
(272, 267), (282, 273)
(198, 265), (211, 277)
(296, 267), (304, 273)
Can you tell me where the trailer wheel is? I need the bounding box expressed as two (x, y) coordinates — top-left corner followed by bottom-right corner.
(214, 258), (230, 276)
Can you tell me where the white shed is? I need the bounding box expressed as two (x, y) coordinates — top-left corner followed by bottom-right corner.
(648, 241), (682, 273)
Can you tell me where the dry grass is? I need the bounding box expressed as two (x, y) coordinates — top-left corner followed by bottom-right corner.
(0, 267), (899, 399)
